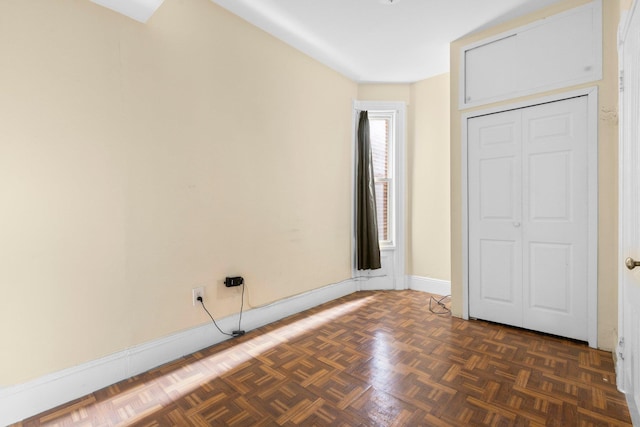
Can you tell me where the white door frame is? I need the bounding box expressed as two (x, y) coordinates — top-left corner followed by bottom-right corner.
(461, 87), (599, 348)
(617, 1), (640, 423)
(351, 100), (406, 290)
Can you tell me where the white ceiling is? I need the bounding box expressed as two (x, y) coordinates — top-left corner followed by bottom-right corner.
(209, 0), (566, 83)
(91, 0), (165, 23)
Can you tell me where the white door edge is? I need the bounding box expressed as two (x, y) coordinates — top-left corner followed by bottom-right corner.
(617, 2), (640, 416)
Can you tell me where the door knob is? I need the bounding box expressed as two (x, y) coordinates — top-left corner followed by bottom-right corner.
(625, 257), (640, 270)
(513, 222), (521, 228)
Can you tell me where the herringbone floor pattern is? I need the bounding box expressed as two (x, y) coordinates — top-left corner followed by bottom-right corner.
(13, 291), (631, 426)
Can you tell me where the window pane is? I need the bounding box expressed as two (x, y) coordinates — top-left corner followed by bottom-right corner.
(369, 118), (389, 179)
(375, 181), (389, 242)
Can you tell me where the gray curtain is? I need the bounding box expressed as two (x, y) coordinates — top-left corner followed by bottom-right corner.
(356, 111), (382, 270)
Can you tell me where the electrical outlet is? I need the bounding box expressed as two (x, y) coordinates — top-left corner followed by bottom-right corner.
(192, 287), (204, 306)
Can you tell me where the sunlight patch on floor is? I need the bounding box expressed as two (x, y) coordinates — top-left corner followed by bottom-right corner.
(48, 295), (375, 425)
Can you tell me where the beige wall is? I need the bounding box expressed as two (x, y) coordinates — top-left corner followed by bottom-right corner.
(450, 0), (620, 350)
(357, 78), (451, 281)
(0, 0), (356, 385)
(11, 0), (601, 390)
(357, 84), (412, 104)
(409, 74), (451, 280)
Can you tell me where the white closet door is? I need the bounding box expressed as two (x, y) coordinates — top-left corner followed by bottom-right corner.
(468, 110), (523, 326)
(468, 96), (589, 341)
(521, 97), (589, 341)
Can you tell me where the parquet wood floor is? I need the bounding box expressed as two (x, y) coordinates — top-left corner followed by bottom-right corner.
(13, 291), (632, 426)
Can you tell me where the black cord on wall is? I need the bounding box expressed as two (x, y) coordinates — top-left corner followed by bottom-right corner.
(198, 297), (233, 337)
(236, 282), (245, 333)
(198, 281), (246, 337)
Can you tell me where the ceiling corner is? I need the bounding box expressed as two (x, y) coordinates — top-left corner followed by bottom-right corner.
(91, 0), (165, 23)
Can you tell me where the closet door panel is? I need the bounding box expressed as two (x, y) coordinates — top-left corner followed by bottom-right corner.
(521, 97), (589, 341)
(468, 96), (590, 342)
(468, 110), (523, 326)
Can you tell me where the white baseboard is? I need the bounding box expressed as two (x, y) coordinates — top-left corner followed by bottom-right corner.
(625, 391), (640, 427)
(0, 279), (358, 426)
(407, 275), (451, 296)
(616, 353), (640, 426)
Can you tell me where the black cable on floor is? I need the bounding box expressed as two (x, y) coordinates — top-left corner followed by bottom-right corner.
(429, 294), (451, 315)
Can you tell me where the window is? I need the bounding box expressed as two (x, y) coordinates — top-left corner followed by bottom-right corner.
(368, 111), (395, 247)
(351, 100), (405, 283)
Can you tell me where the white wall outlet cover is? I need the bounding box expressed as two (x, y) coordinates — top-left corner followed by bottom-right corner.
(192, 287), (204, 306)
(91, 0), (165, 23)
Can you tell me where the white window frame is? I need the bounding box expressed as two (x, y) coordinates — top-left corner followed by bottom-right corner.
(351, 100), (406, 289)
(368, 110), (396, 248)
